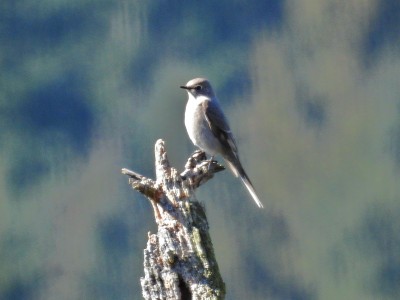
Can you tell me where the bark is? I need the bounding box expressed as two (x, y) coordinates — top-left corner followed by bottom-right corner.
(121, 139), (226, 300)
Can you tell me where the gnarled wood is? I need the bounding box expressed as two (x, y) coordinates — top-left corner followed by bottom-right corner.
(122, 139), (226, 300)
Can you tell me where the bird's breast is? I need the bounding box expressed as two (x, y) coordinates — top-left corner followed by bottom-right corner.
(184, 97), (221, 155)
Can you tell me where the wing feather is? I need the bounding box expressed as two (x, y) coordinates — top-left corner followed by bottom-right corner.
(202, 100), (238, 153)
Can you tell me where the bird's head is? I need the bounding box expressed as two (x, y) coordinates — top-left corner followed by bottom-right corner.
(180, 78), (215, 98)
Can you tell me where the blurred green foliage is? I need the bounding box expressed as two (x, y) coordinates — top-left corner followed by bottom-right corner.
(1, 0), (400, 299)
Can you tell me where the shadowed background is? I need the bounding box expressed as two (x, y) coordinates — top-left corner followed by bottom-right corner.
(1, 0), (400, 299)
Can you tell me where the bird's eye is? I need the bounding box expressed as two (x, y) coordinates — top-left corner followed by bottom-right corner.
(195, 85), (202, 91)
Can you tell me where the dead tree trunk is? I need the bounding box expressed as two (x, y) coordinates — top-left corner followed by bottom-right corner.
(121, 139), (226, 300)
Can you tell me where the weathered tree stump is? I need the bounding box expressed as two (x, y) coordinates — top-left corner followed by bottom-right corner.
(121, 139), (226, 300)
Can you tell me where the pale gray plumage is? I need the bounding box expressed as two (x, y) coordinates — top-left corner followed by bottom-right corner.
(180, 78), (264, 208)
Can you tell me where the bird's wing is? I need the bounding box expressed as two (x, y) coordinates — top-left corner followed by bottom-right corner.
(202, 99), (238, 154)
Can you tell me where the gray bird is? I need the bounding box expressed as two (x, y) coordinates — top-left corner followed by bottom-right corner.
(180, 78), (264, 208)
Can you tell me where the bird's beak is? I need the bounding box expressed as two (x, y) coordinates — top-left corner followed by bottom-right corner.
(180, 85), (189, 90)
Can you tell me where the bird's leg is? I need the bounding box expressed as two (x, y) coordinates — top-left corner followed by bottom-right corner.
(207, 155), (215, 171)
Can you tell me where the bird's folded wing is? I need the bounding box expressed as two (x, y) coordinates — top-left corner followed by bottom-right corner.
(202, 99), (238, 154)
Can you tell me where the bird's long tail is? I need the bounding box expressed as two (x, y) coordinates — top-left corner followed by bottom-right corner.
(226, 160), (264, 209)
(240, 175), (264, 208)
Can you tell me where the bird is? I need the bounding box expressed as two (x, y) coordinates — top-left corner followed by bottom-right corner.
(180, 77), (264, 208)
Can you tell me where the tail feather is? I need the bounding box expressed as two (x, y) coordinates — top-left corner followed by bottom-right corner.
(225, 159), (264, 208)
(241, 176), (264, 208)
(226, 160), (239, 177)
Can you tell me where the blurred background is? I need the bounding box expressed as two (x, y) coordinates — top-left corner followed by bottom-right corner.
(1, 0), (400, 299)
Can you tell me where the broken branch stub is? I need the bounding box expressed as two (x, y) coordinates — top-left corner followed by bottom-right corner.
(121, 139), (225, 300)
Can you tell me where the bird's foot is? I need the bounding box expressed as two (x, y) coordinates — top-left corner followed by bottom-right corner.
(207, 156), (215, 172)
(185, 150), (207, 170)
(192, 150), (207, 161)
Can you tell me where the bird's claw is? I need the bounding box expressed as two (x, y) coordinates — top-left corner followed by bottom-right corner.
(207, 156), (215, 172)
